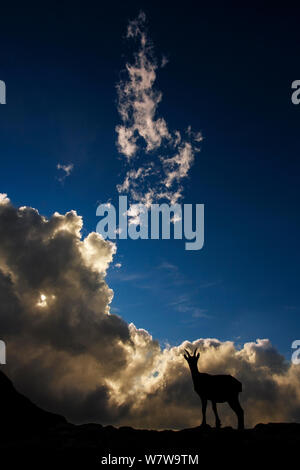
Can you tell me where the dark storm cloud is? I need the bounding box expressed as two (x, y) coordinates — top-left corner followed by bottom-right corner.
(1, 194), (300, 428)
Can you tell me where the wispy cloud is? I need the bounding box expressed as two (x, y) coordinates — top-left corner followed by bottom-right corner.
(199, 280), (222, 289)
(169, 295), (210, 319)
(111, 271), (146, 282)
(56, 163), (74, 182)
(158, 261), (178, 272)
(192, 308), (210, 318)
(116, 12), (203, 207)
(116, 11), (171, 160)
(157, 261), (190, 287)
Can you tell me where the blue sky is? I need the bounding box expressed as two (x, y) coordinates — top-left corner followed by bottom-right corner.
(0, 2), (299, 358)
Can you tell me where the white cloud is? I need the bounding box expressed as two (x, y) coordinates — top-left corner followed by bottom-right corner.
(116, 12), (171, 159)
(57, 163), (74, 182)
(116, 12), (203, 207)
(0, 193), (10, 205)
(116, 166), (154, 194)
(163, 142), (195, 189)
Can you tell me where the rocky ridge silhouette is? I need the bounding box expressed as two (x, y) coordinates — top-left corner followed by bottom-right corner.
(0, 370), (299, 466)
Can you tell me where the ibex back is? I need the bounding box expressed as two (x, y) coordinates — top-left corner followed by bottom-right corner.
(184, 348), (244, 430)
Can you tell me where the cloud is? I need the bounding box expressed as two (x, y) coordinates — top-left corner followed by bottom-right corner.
(158, 261), (178, 272)
(163, 142), (195, 189)
(200, 280), (222, 289)
(1, 197), (300, 428)
(169, 293), (210, 319)
(116, 12), (203, 206)
(57, 163), (74, 182)
(116, 11), (171, 160)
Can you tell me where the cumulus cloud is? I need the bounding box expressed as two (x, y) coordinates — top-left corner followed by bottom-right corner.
(1, 197), (300, 428)
(116, 12), (203, 207)
(0, 193), (10, 205)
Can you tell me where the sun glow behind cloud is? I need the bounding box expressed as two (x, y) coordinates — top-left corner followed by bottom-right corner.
(37, 294), (47, 308)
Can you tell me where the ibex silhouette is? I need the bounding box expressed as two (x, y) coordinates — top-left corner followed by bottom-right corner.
(184, 348), (244, 430)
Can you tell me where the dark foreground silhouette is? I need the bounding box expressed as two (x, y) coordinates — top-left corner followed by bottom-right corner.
(0, 370), (299, 467)
(184, 348), (244, 429)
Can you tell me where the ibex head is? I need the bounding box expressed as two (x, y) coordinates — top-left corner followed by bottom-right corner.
(184, 348), (200, 364)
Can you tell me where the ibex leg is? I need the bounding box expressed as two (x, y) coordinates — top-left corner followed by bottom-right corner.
(228, 397), (244, 430)
(212, 401), (221, 428)
(201, 398), (207, 426)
